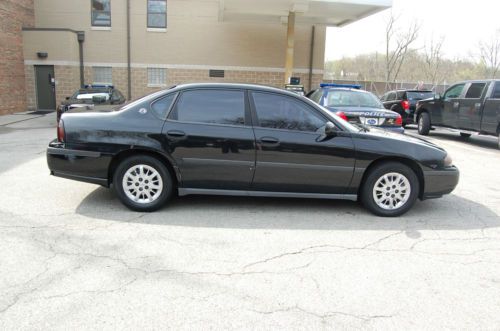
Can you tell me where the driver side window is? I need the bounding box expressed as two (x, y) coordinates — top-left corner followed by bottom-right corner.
(443, 84), (465, 100)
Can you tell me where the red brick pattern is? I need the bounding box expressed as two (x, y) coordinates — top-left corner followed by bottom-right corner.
(0, 0), (34, 114)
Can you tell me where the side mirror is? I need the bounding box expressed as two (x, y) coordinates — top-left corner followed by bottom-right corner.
(434, 93), (441, 100)
(325, 121), (337, 136)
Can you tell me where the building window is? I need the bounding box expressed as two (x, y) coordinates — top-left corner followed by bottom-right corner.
(92, 0), (111, 27)
(147, 0), (166, 28)
(93, 66), (112, 83)
(148, 68), (167, 86)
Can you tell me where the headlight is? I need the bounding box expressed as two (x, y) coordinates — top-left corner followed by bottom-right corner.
(443, 153), (453, 167)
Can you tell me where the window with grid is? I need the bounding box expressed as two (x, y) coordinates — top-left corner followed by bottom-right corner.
(91, 0), (111, 27)
(93, 66), (112, 83)
(148, 68), (167, 86)
(148, 0), (167, 28)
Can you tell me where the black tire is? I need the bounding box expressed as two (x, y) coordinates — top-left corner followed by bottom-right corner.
(113, 155), (173, 212)
(459, 132), (471, 138)
(417, 112), (430, 135)
(361, 162), (420, 217)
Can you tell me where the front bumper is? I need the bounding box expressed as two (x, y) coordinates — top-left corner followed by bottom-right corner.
(422, 166), (460, 199)
(47, 140), (112, 186)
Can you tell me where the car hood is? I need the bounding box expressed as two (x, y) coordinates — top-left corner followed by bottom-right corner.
(326, 106), (399, 118)
(362, 126), (445, 151)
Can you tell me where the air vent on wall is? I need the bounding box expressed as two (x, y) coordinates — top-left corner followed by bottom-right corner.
(209, 69), (225, 78)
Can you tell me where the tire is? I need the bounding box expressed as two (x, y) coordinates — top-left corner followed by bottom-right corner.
(113, 155), (173, 212)
(361, 162), (420, 217)
(417, 112), (430, 135)
(460, 132), (471, 138)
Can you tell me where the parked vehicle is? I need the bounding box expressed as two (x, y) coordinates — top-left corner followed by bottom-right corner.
(307, 83), (404, 133)
(57, 84), (126, 121)
(415, 80), (500, 147)
(381, 89), (434, 126)
(47, 83), (459, 217)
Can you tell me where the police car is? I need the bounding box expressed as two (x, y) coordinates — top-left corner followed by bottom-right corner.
(307, 83), (403, 132)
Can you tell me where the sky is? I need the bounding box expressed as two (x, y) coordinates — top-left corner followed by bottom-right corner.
(325, 0), (500, 61)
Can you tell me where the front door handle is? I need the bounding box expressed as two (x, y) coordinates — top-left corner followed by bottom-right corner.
(260, 136), (280, 145)
(453, 101), (460, 109)
(166, 130), (186, 137)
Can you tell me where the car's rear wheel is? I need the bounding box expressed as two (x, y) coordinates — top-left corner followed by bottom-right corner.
(460, 132), (471, 138)
(361, 162), (419, 217)
(417, 112), (430, 135)
(113, 155), (173, 212)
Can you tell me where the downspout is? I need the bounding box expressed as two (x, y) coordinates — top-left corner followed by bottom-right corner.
(126, 0), (132, 100)
(77, 32), (85, 87)
(308, 25), (315, 92)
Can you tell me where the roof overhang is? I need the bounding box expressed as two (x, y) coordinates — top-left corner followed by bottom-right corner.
(218, 0), (392, 27)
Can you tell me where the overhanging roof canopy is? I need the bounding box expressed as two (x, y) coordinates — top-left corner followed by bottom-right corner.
(219, 0), (392, 26)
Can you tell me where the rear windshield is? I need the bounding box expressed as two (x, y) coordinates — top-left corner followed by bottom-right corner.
(325, 90), (383, 108)
(406, 91), (433, 101)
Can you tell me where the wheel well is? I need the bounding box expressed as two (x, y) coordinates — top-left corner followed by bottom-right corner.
(108, 149), (179, 188)
(357, 157), (425, 200)
(416, 108), (429, 121)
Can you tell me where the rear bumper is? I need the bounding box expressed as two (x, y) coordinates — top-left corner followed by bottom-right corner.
(47, 140), (111, 186)
(422, 166), (459, 199)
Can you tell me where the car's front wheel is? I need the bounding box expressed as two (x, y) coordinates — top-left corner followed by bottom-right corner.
(417, 112), (430, 135)
(361, 162), (419, 217)
(113, 155), (173, 212)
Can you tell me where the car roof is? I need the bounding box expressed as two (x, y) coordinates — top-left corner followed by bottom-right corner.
(172, 82), (303, 98)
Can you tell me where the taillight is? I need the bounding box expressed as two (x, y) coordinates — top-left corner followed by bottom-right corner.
(395, 114), (403, 126)
(401, 100), (410, 111)
(335, 111), (348, 121)
(57, 120), (65, 142)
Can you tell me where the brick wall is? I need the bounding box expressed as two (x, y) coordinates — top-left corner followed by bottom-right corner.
(25, 65), (324, 107)
(0, 0), (34, 114)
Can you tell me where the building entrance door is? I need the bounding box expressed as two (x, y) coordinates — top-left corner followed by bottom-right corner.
(35, 65), (56, 110)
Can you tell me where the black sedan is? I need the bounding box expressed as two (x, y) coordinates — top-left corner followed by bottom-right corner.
(57, 84), (126, 121)
(47, 83), (459, 217)
(307, 84), (404, 133)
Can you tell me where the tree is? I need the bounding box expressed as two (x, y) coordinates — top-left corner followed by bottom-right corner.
(423, 35), (444, 86)
(478, 30), (500, 79)
(385, 14), (420, 87)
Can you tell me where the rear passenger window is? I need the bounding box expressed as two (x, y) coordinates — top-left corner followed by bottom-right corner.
(252, 92), (325, 132)
(492, 83), (500, 99)
(169, 90), (245, 126)
(465, 83), (486, 99)
(151, 93), (176, 119)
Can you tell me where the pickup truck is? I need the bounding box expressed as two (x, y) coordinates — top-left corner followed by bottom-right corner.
(414, 80), (500, 147)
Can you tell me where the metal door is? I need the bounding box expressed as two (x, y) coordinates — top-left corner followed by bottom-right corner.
(35, 65), (56, 110)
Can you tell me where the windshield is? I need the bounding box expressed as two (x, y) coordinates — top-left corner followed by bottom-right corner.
(325, 90), (383, 108)
(406, 91), (433, 101)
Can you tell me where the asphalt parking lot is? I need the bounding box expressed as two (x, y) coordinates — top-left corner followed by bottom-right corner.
(0, 114), (499, 329)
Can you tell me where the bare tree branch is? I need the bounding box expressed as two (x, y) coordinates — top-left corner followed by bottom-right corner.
(479, 30), (500, 79)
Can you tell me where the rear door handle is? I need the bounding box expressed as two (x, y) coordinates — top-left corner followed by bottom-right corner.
(453, 101), (460, 108)
(166, 130), (186, 137)
(260, 136), (280, 145)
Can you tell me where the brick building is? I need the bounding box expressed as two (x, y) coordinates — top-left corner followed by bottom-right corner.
(0, 0), (34, 115)
(0, 0), (390, 114)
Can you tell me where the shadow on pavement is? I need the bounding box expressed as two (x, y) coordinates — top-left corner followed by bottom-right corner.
(405, 126), (499, 151)
(76, 186), (500, 232)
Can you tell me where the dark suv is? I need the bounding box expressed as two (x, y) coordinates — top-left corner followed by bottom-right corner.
(57, 84), (126, 121)
(381, 90), (434, 126)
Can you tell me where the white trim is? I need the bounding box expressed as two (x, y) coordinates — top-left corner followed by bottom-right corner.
(24, 60), (324, 75)
(90, 26), (111, 31)
(147, 28), (167, 32)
